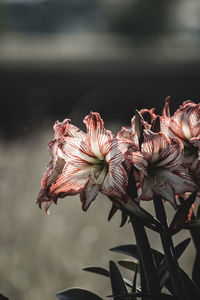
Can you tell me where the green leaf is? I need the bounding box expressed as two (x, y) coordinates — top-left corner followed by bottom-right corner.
(107, 291), (176, 299)
(169, 192), (197, 235)
(180, 268), (200, 298)
(151, 116), (160, 133)
(192, 253), (200, 288)
(158, 238), (191, 290)
(109, 260), (128, 300)
(118, 259), (139, 272)
(83, 266), (109, 278)
(125, 201), (161, 231)
(83, 265), (134, 289)
(56, 288), (103, 300)
(110, 244), (164, 266)
(184, 219), (200, 231)
(174, 238), (191, 258)
(132, 263), (139, 299)
(108, 204), (118, 222)
(135, 109), (145, 150)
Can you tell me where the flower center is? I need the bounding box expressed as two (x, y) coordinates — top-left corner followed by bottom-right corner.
(92, 158), (109, 184)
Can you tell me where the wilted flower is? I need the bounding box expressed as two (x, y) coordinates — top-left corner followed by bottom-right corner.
(37, 112), (130, 212)
(127, 129), (196, 207)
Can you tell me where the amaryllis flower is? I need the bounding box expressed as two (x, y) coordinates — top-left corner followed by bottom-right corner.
(37, 119), (86, 212)
(127, 130), (196, 207)
(160, 100), (200, 187)
(37, 112), (130, 212)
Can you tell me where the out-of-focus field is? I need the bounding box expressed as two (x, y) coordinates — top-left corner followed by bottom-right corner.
(0, 124), (196, 300)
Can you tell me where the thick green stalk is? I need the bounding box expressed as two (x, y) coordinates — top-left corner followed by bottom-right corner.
(153, 197), (189, 300)
(130, 217), (161, 297)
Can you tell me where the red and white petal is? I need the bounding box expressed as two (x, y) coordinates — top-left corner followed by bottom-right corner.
(80, 181), (100, 211)
(156, 138), (183, 171)
(126, 149), (149, 174)
(162, 97), (171, 117)
(54, 118), (86, 140)
(152, 179), (176, 208)
(160, 117), (182, 139)
(106, 138), (131, 166)
(117, 126), (133, 140)
(142, 130), (170, 163)
(159, 167), (196, 195)
(63, 137), (98, 165)
(137, 177), (155, 201)
(84, 112), (113, 158)
(100, 165), (128, 200)
(50, 163), (92, 195)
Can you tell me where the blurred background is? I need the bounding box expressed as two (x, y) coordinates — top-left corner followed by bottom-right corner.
(0, 0), (199, 299)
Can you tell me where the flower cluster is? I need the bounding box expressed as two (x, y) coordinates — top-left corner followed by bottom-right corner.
(37, 100), (199, 213)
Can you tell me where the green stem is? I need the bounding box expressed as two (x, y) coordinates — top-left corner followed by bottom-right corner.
(153, 197), (189, 300)
(131, 217), (161, 298)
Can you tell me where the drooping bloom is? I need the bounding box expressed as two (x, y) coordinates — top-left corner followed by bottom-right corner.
(160, 100), (200, 187)
(127, 129), (196, 207)
(37, 112), (131, 212)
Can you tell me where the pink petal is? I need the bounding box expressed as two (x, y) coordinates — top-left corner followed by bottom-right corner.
(142, 130), (170, 163)
(162, 97), (171, 117)
(50, 163), (91, 195)
(84, 112), (113, 158)
(80, 181), (100, 211)
(158, 167), (196, 195)
(100, 165), (128, 200)
(106, 138), (131, 165)
(137, 177), (154, 201)
(54, 118), (86, 140)
(126, 149), (149, 174)
(63, 137), (98, 165)
(152, 180), (176, 207)
(156, 138), (183, 171)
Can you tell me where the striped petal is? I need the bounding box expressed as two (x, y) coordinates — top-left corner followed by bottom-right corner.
(80, 181), (100, 211)
(100, 165), (128, 200)
(84, 112), (113, 158)
(106, 138), (131, 166)
(137, 177), (154, 201)
(142, 130), (170, 163)
(158, 167), (196, 195)
(54, 118), (86, 140)
(50, 163), (92, 195)
(156, 138), (183, 171)
(63, 137), (99, 165)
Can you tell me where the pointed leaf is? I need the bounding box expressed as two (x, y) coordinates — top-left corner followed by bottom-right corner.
(83, 266), (109, 277)
(125, 201), (161, 231)
(118, 259), (139, 272)
(56, 288), (103, 300)
(109, 260), (128, 300)
(174, 238), (191, 258)
(120, 211), (128, 227)
(132, 263), (139, 299)
(169, 192), (197, 235)
(127, 166), (138, 200)
(180, 268), (200, 298)
(158, 238), (191, 293)
(151, 116), (160, 133)
(107, 291), (176, 299)
(184, 219), (200, 231)
(135, 110), (145, 150)
(108, 204), (118, 222)
(197, 204), (200, 218)
(110, 244), (164, 266)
